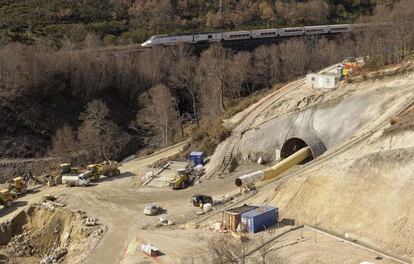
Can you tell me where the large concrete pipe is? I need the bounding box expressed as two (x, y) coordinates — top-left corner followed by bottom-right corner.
(235, 146), (312, 187)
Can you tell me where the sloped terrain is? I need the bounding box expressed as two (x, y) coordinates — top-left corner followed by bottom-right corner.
(241, 70), (414, 260)
(0, 92), (139, 159)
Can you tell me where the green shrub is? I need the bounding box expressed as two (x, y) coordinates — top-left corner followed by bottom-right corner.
(103, 34), (117, 45)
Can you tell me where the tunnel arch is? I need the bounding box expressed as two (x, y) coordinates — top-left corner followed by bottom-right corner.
(280, 134), (326, 163)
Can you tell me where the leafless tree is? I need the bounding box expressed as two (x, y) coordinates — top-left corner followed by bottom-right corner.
(279, 39), (309, 81)
(137, 46), (173, 87)
(51, 124), (79, 159)
(252, 45), (280, 89)
(78, 99), (125, 161)
(79, 99), (110, 130)
(197, 44), (229, 118)
(170, 55), (200, 126)
(77, 121), (102, 162)
(226, 52), (251, 98)
(137, 84), (180, 146)
(208, 235), (249, 264)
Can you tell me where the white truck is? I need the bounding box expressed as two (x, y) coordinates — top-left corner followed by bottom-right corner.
(62, 173), (90, 187)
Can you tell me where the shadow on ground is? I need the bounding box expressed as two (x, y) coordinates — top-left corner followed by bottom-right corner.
(0, 201), (28, 218)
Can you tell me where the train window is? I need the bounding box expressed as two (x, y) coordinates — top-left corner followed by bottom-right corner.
(285, 29), (303, 33)
(208, 35), (212, 39)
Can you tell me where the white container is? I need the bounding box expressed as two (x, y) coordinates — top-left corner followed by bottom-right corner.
(203, 203), (213, 212)
(141, 244), (159, 256)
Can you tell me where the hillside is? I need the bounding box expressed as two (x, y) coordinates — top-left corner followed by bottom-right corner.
(0, 0), (383, 45)
(0, 0), (412, 166)
(239, 65), (414, 261)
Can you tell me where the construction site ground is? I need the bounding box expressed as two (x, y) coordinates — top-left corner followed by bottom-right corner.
(1, 62), (414, 263)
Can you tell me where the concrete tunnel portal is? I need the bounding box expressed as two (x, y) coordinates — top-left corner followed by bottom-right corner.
(235, 134), (327, 187)
(280, 137), (312, 164)
(281, 135), (327, 161)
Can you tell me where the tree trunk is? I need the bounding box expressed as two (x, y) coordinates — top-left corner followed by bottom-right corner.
(190, 90), (199, 127)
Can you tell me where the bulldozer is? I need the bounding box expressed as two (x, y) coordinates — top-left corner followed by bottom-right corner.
(0, 189), (16, 208)
(9, 177), (27, 195)
(86, 161), (120, 182)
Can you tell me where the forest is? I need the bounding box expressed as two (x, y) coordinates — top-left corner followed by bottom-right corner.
(0, 0), (413, 164)
(0, 0), (398, 45)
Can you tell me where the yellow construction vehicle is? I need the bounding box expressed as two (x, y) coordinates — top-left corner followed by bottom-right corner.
(86, 161), (120, 182)
(9, 177), (27, 195)
(0, 189), (16, 208)
(169, 169), (190, 189)
(40, 163), (79, 186)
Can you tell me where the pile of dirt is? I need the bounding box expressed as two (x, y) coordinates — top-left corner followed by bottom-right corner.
(0, 196), (106, 264)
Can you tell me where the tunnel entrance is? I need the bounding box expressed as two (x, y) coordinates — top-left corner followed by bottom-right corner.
(280, 137), (313, 164)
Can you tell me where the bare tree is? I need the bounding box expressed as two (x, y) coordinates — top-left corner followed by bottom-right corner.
(197, 44), (229, 118)
(138, 46), (173, 87)
(208, 235), (249, 264)
(226, 52), (251, 98)
(252, 45), (280, 90)
(78, 121), (102, 162)
(79, 99), (110, 130)
(170, 55), (200, 126)
(137, 84), (180, 146)
(51, 124), (79, 159)
(279, 39), (309, 81)
(78, 99), (125, 161)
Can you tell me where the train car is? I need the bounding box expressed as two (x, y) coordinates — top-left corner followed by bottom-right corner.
(141, 23), (365, 48)
(222, 31), (251, 41)
(279, 27), (305, 36)
(193, 32), (222, 44)
(251, 29), (279, 39)
(329, 24), (352, 33)
(141, 34), (193, 47)
(304, 25), (330, 35)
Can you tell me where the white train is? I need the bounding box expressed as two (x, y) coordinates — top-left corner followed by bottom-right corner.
(141, 24), (357, 48)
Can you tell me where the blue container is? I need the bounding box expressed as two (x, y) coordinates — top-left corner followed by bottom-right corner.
(241, 206), (278, 233)
(189, 151), (204, 165)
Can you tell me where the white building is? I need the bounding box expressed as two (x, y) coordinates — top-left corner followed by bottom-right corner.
(306, 72), (341, 89)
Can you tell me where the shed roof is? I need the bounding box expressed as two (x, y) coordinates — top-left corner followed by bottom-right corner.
(225, 205), (258, 215)
(241, 206), (277, 218)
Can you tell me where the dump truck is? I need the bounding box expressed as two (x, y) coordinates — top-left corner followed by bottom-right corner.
(0, 189), (16, 208)
(86, 161), (120, 182)
(9, 177), (27, 195)
(169, 170), (190, 189)
(169, 161), (195, 190)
